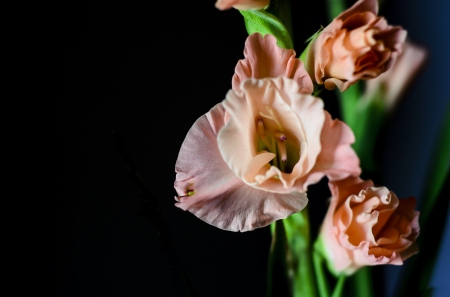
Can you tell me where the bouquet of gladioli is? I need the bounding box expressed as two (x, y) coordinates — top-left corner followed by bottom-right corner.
(172, 0), (449, 296)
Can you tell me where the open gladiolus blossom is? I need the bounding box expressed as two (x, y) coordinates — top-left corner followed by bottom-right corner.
(306, 0), (407, 91)
(317, 176), (420, 276)
(174, 75), (360, 231)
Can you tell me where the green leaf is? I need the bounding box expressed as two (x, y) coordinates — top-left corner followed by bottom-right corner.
(240, 9), (293, 49)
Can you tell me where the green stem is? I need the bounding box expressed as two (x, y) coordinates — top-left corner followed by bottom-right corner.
(282, 208), (318, 297)
(350, 267), (374, 297)
(331, 275), (346, 297)
(267, 220), (291, 297)
(313, 246), (330, 297)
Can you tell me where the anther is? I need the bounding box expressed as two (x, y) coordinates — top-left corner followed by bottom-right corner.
(257, 118), (266, 136)
(274, 132), (287, 141)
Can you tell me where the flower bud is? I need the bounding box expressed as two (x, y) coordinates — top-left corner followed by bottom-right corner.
(317, 176), (420, 275)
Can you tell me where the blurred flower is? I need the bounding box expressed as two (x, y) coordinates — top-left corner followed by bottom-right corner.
(318, 176), (420, 276)
(215, 0), (269, 11)
(362, 40), (427, 112)
(174, 77), (360, 232)
(233, 33), (313, 95)
(306, 0), (407, 91)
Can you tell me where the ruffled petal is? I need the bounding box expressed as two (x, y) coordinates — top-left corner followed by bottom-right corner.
(295, 112), (361, 190)
(233, 33), (313, 94)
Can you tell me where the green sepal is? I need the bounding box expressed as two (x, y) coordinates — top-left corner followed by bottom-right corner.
(299, 26), (323, 64)
(240, 9), (293, 49)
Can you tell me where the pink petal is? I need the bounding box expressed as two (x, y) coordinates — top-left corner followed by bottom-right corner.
(296, 112), (361, 190)
(174, 103), (307, 232)
(215, 0), (269, 11)
(233, 33), (313, 94)
(289, 94), (326, 177)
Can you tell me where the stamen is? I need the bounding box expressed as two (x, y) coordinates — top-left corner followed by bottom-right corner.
(257, 118), (272, 149)
(277, 139), (287, 162)
(274, 132), (287, 142)
(257, 118), (266, 136)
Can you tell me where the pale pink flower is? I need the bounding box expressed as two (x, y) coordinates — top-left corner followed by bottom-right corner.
(362, 40), (427, 112)
(306, 0), (407, 91)
(215, 0), (269, 11)
(174, 77), (360, 232)
(233, 33), (313, 95)
(318, 176), (420, 275)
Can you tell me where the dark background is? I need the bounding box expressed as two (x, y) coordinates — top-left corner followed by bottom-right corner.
(51, 0), (449, 296)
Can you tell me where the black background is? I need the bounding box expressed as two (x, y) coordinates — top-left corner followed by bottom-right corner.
(52, 0), (449, 296)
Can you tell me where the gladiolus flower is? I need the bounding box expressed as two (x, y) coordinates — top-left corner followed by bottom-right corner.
(233, 33), (313, 95)
(174, 77), (360, 232)
(215, 0), (269, 11)
(306, 0), (407, 91)
(317, 176), (420, 275)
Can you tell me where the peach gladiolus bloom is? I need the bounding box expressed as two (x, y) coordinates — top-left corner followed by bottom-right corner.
(174, 77), (360, 232)
(318, 176), (420, 275)
(233, 33), (313, 95)
(215, 0), (269, 11)
(306, 0), (407, 91)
